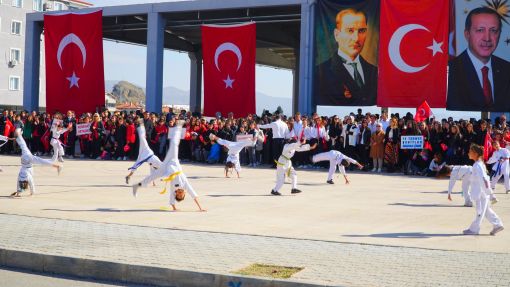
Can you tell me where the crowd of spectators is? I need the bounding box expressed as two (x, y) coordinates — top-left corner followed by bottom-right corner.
(1, 108), (509, 177)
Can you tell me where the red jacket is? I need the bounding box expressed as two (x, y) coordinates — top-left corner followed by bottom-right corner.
(126, 124), (135, 144)
(154, 123), (168, 143)
(3, 119), (14, 137)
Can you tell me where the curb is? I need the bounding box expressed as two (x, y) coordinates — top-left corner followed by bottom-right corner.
(0, 248), (334, 287)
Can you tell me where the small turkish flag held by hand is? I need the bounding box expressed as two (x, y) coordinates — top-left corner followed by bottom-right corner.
(414, 100), (432, 122)
(44, 10), (105, 116)
(202, 23), (256, 117)
(377, 0), (449, 108)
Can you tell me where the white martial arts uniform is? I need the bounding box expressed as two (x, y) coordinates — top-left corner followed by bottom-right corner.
(466, 160), (503, 233)
(138, 125), (198, 205)
(50, 126), (68, 162)
(273, 142), (311, 192)
(16, 131), (55, 194)
(0, 135), (8, 172)
(487, 148), (510, 191)
(312, 150), (359, 181)
(447, 165), (473, 206)
(216, 138), (254, 173)
(128, 125), (162, 174)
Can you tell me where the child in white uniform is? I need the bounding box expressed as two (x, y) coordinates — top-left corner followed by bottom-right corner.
(125, 120), (162, 184)
(0, 135), (9, 172)
(11, 129), (61, 197)
(271, 139), (317, 195)
(463, 144), (504, 236)
(312, 150), (363, 184)
(50, 122), (70, 162)
(210, 134), (255, 178)
(438, 165), (473, 207)
(487, 141), (510, 194)
(132, 121), (205, 211)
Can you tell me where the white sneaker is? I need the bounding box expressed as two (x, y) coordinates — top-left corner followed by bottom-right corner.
(377, 168), (382, 173)
(132, 184), (139, 198)
(371, 168), (376, 172)
(490, 226), (504, 236)
(462, 229), (479, 235)
(58, 157), (64, 163)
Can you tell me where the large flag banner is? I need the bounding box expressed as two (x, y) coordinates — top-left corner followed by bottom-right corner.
(448, 0), (456, 61)
(44, 10), (105, 116)
(447, 0), (510, 112)
(314, 0), (380, 107)
(202, 23), (256, 117)
(377, 0), (449, 108)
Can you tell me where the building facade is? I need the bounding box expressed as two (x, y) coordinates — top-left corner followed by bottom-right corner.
(0, 0), (91, 111)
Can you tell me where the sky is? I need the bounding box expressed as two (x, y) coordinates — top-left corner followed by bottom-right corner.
(88, 0), (492, 120)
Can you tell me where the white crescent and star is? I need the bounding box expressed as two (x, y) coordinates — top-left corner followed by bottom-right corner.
(214, 42), (243, 89)
(57, 33), (87, 89)
(388, 24), (443, 73)
(418, 108), (426, 116)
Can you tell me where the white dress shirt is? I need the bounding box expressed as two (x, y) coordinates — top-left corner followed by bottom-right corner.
(258, 119), (288, 139)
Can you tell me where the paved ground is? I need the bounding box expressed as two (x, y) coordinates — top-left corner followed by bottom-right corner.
(0, 156), (508, 253)
(0, 267), (150, 287)
(0, 213), (509, 287)
(0, 155), (509, 286)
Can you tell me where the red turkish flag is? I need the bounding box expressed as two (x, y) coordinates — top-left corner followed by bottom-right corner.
(44, 10), (105, 116)
(414, 100), (432, 122)
(377, 0), (448, 108)
(202, 23), (256, 117)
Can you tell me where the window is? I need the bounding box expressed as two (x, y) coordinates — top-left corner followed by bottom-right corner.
(33, 0), (43, 11)
(11, 0), (22, 8)
(11, 20), (22, 35)
(10, 48), (21, 63)
(53, 1), (65, 11)
(9, 76), (20, 91)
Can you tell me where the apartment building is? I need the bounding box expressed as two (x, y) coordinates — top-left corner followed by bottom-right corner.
(0, 0), (92, 110)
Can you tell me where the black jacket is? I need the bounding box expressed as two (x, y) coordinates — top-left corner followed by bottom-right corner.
(447, 50), (510, 111)
(315, 54), (378, 106)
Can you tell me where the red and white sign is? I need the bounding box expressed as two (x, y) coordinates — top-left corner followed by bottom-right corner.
(76, 123), (92, 136)
(236, 134), (253, 142)
(44, 10), (105, 116)
(202, 23), (256, 117)
(377, 0), (449, 108)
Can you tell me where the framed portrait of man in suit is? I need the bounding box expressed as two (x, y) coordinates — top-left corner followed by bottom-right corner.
(447, 3), (510, 112)
(314, 0), (379, 107)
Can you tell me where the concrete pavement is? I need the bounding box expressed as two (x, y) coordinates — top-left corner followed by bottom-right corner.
(0, 155), (509, 286)
(1, 213), (509, 287)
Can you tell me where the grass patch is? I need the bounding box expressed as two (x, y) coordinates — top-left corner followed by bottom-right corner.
(233, 263), (304, 279)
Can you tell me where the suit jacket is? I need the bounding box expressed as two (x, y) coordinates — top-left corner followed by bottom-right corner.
(358, 127), (371, 146)
(447, 50), (510, 112)
(315, 54), (378, 106)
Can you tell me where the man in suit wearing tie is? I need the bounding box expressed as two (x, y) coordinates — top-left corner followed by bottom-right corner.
(447, 7), (510, 112)
(315, 8), (378, 106)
